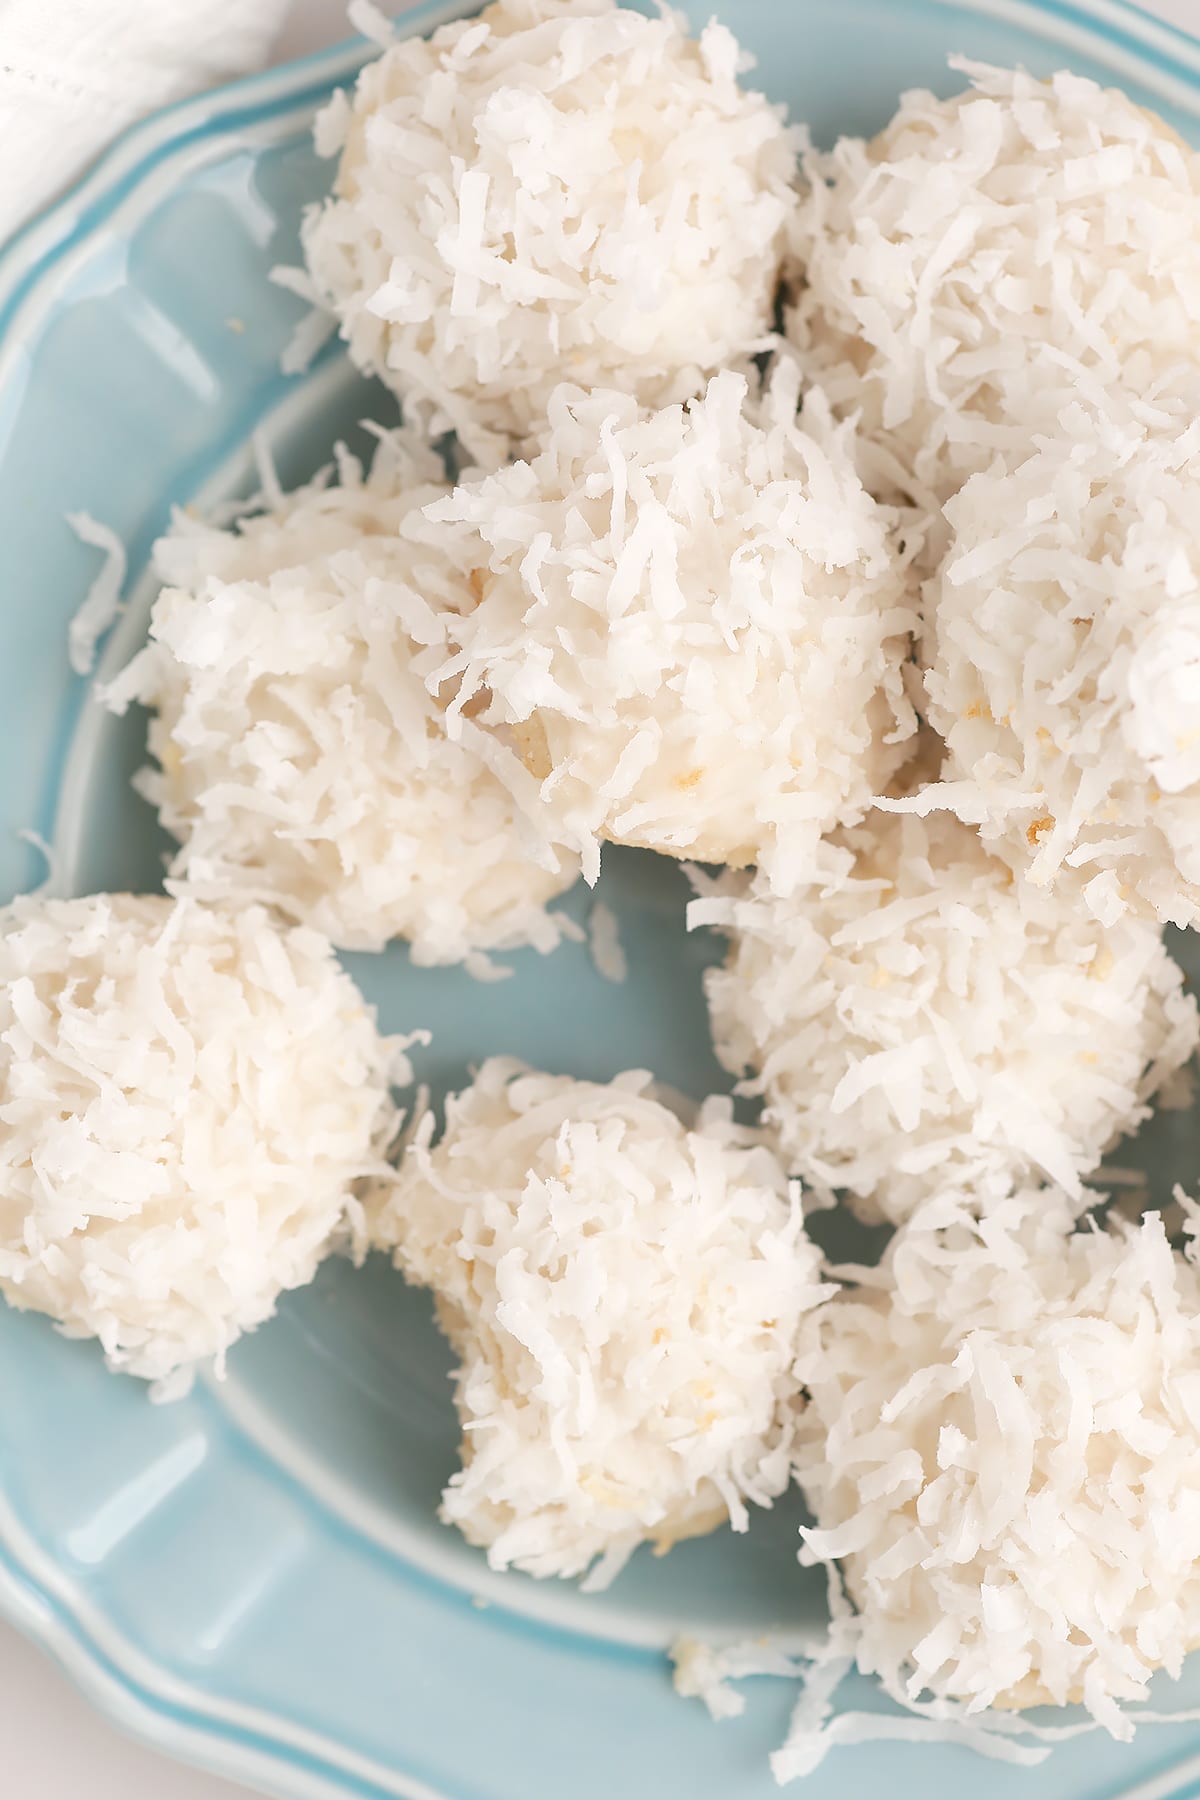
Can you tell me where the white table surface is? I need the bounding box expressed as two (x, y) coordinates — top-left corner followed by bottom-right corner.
(2, 0), (1197, 1794)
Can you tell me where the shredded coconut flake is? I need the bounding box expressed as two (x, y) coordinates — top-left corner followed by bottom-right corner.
(368, 1058), (832, 1583)
(587, 897), (627, 984)
(671, 1602), (1073, 1778)
(302, 0), (800, 460)
(280, 306), (337, 375)
(67, 512), (127, 675)
(102, 430), (579, 962)
(419, 360), (917, 889)
(15, 829), (59, 897)
(269, 263), (321, 305)
(348, 0), (395, 48)
(670, 1634), (810, 1721)
(0, 894), (406, 1383)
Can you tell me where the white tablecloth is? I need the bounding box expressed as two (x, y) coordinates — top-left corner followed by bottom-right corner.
(1, 0), (1197, 1794)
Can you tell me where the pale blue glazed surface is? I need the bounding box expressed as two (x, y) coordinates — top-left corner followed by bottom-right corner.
(3, 4), (1200, 1797)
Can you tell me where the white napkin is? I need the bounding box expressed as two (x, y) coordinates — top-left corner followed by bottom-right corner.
(0, 0), (292, 245)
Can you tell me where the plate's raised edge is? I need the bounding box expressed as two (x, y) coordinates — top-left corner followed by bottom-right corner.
(0, 1500), (450, 1800)
(0, 0), (480, 340)
(1110, 1760), (1200, 1800)
(0, 45), (362, 336)
(0, 17), (474, 1796)
(1036, 0), (1200, 67)
(933, 0), (1200, 110)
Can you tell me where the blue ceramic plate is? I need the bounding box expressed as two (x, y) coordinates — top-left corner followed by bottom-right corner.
(4, 3), (1200, 1797)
